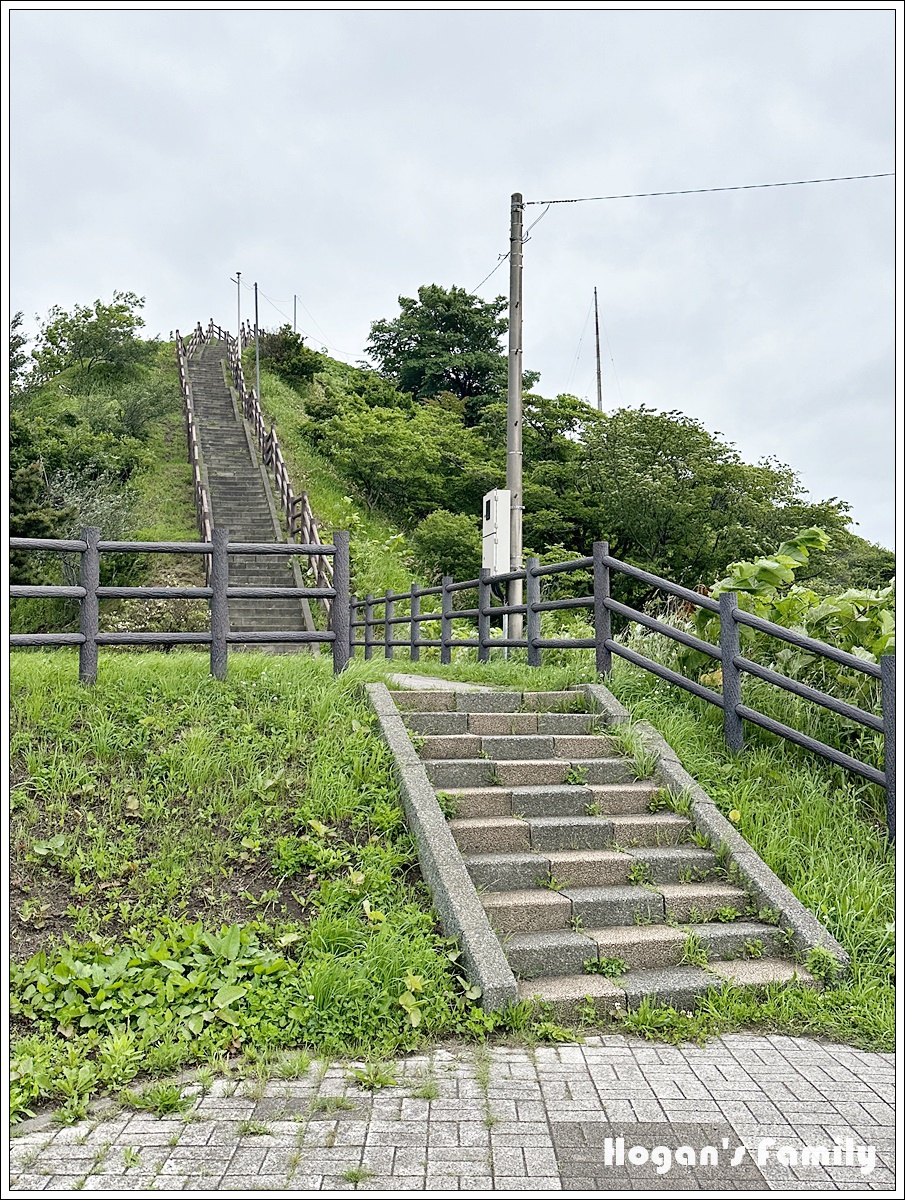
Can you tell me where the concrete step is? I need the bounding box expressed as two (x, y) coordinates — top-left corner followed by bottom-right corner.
(658, 882), (750, 922)
(624, 845), (719, 883)
(588, 919), (782, 970)
(464, 849), (633, 892)
(519, 965), (724, 1021)
(442, 783), (658, 820)
(404, 711), (610, 736)
(424, 758), (635, 789)
(417, 734), (618, 761)
(609, 813), (693, 846)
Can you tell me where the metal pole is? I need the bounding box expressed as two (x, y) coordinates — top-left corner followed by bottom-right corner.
(526, 556), (541, 667)
(882, 654), (896, 840)
(593, 541), (613, 675)
(210, 527), (229, 680)
(78, 526), (100, 685)
(594, 286), (603, 412)
(478, 568), (491, 664)
(364, 594), (374, 660)
(507, 192), (524, 641)
(254, 281), (261, 401)
(719, 591), (745, 753)
(293, 294), (297, 333)
(410, 584), (421, 662)
(236, 271), (241, 344)
(331, 531), (351, 673)
(440, 576), (453, 665)
(384, 590), (394, 660)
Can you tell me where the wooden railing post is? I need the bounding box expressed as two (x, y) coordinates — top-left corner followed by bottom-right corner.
(478, 568), (491, 664)
(364, 594), (375, 660)
(882, 654), (896, 841)
(78, 526), (100, 685)
(526, 556), (542, 668)
(440, 576), (453, 665)
(593, 540), (612, 676)
(410, 584), (420, 662)
(210, 527), (229, 680)
(331, 531), (351, 674)
(384, 590), (394, 660)
(719, 591), (745, 753)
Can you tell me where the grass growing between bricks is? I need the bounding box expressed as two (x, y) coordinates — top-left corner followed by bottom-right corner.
(8, 652), (529, 1123)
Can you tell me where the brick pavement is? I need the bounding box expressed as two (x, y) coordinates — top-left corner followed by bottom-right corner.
(7, 1035), (895, 1193)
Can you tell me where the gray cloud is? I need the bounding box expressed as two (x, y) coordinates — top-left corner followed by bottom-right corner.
(10, 7), (895, 547)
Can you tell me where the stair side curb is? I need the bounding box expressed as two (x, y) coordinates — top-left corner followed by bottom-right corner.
(583, 682), (850, 976)
(366, 683), (519, 1010)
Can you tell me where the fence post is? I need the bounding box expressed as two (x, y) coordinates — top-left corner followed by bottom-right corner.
(210, 527), (229, 679)
(719, 591), (744, 753)
(78, 526), (100, 685)
(478, 568), (491, 663)
(410, 584), (420, 662)
(882, 654), (896, 841)
(593, 541), (612, 676)
(349, 596), (358, 657)
(440, 576), (453, 665)
(526, 556), (542, 667)
(364, 594), (375, 660)
(331, 530), (351, 674)
(384, 590), (394, 660)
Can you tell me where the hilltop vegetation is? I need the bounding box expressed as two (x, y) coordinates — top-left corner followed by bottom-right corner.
(252, 284), (894, 602)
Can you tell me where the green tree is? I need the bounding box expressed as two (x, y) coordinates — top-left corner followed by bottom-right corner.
(411, 509), (482, 582)
(366, 284), (537, 424)
(32, 291), (154, 394)
(258, 324), (325, 392)
(10, 312), (32, 399)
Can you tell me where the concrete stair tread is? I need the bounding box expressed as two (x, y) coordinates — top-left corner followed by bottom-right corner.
(705, 957), (819, 988)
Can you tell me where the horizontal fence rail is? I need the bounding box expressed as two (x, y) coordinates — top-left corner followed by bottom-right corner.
(9, 528), (351, 681)
(349, 542), (895, 838)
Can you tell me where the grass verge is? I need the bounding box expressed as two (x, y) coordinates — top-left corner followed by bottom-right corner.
(8, 651), (524, 1122)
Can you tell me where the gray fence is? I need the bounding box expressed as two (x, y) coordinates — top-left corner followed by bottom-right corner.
(9, 528), (351, 680)
(350, 542), (896, 839)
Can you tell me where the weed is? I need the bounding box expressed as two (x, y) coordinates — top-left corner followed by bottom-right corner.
(122, 1148), (141, 1169)
(348, 1063), (397, 1092)
(531, 1019), (579, 1043)
(585, 956), (627, 978)
(274, 1050), (311, 1079)
(122, 1083), (190, 1117)
(564, 765), (589, 785)
(681, 934), (709, 967)
(435, 791), (458, 818)
(628, 861), (653, 886)
(486, 766), (503, 786)
(407, 1072), (439, 1101)
(743, 939), (764, 960)
(689, 829), (711, 850)
(714, 907), (742, 924)
(310, 1095), (355, 1115)
(805, 946), (841, 985)
(341, 1166), (374, 1184)
(758, 907), (781, 926)
(238, 1119), (273, 1136)
(585, 800), (603, 817)
(538, 874), (565, 892)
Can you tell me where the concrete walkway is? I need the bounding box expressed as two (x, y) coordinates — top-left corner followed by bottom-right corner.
(8, 1034), (894, 1192)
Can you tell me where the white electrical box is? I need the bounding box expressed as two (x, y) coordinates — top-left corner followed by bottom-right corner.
(482, 489), (511, 575)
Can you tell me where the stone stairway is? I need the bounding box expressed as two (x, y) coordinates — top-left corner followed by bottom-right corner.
(187, 341), (314, 642)
(391, 687), (816, 1019)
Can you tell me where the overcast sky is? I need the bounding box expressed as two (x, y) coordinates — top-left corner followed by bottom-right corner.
(9, 5), (898, 549)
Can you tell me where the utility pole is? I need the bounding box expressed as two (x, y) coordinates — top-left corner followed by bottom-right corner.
(230, 272), (242, 343)
(293, 294), (297, 334)
(507, 193), (524, 642)
(254, 282), (261, 400)
(594, 286), (603, 412)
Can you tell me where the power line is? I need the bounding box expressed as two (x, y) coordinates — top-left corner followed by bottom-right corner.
(524, 171), (894, 206)
(473, 253), (511, 293)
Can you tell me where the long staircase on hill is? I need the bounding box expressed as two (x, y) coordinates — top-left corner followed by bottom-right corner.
(187, 341), (315, 642)
(392, 687), (815, 1018)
